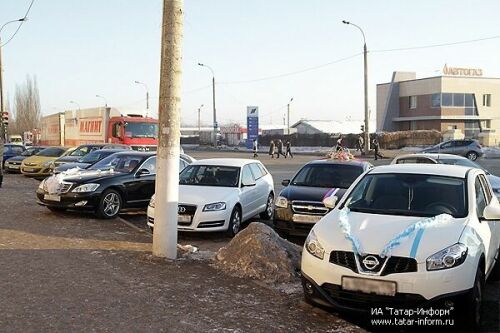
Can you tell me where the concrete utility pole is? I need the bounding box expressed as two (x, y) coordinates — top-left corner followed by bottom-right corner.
(197, 104), (203, 138)
(134, 81), (150, 117)
(287, 97), (293, 135)
(153, 0), (184, 259)
(342, 20), (370, 154)
(198, 63), (217, 146)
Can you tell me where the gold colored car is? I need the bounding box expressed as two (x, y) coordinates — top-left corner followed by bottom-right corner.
(21, 147), (72, 178)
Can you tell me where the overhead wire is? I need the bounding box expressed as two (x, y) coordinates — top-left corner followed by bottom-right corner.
(1, 0), (36, 47)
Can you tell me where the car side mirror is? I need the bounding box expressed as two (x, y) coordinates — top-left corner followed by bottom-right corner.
(242, 180), (256, 187)
(323, 195), (338, 209)
(483, 203), (500, 220)
(136, 168), (151, 177)
(281, 179), (290, 186)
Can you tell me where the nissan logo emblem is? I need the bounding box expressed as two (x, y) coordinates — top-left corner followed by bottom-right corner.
(178, 206), (186, 214)
(362, 255), (380, 270)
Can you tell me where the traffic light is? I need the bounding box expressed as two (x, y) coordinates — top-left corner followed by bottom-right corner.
(360, 125), (364, 132)
(2, 111), (8, 126)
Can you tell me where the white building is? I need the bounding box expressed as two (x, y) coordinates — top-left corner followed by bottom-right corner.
(291, 119), (375, 135)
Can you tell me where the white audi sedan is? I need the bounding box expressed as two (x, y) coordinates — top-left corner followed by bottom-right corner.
(301, 164), (500, 330)
(147, 159), (274, 236)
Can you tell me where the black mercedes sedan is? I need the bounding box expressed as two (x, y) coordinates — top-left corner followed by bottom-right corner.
(273, 159), (372, 236)
(37, 151), (156, 219)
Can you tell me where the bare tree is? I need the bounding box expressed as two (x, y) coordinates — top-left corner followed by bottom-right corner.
(12, 75), (41, 134)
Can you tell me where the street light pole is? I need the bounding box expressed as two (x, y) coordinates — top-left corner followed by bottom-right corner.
(198, 63), (217, 146)
(0, 18), (26, 142)
(134, 81), (150, 117)
(96, 94), (108, 108)
(287, 97), (293, 136)
(69, 100), (81, 112)
(342, 20), (370, 155)
(198, 104), (204, 139)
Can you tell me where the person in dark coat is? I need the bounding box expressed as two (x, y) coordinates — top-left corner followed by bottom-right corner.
(285, 140), (293, 159)
(269, 140), (275, 159)
(336, 135), (344, 152)
(252, 139), (258, 158)
(276, 139), (285, 158)
(357, 135), (364, 152)
(373, 138), (383, 160)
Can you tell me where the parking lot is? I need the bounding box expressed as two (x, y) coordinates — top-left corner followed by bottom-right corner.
(1, 150), (499, 332)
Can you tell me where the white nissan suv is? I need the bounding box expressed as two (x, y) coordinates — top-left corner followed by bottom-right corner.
(147, 159), (274, 237)
(301, 164), (500, 330)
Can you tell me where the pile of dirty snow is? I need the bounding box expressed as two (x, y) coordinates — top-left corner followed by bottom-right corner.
(214, 222), (302, 283)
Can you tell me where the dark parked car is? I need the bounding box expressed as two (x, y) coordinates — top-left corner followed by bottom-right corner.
(421, 139), (483, 160)
(51, 143), (132, 169)
(37, 152), (193, 219)
(53, 149), (128, 174)
(273, 159), (372, 236)
(4, 146), (48, 173)
(2, 144), (25, 167)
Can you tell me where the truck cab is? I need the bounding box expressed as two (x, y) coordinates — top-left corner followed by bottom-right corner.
(108, 115), (158, 151)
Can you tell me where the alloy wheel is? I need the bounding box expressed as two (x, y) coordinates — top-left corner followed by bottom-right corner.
(232, 210), (241, 235)
(103, 192), (120, 217)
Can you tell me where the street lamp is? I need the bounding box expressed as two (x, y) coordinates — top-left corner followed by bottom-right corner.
(96, 94), (108, 108)
(287, 97), (294, 136)
(0, 17), (27, 141)
(198, 63), (217, 146)
(342, 20), (370, 154)
(69, 100), (81, 111)
(134, 80), (150, 117)
(198, 104), (204, 138)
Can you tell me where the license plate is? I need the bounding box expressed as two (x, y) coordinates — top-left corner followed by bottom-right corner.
(24, 168), (34, 172)
(44, 194), (61, 202)
(8, 165), (19, 169)
(178, 215), (192, 223)
(292, 214), (322, 223)
(342, 276), (396, 296)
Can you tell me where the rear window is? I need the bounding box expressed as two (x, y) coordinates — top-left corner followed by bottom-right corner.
(291, 163), (364, 189)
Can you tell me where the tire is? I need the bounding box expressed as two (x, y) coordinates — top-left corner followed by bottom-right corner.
(466, 151), (479, 161)
(226, 206), (242, 237)
(47, 206), (67, 212)
(459, 268), (484, 332)
(96, 189), (122, 219)
(259, 193), (274, 220)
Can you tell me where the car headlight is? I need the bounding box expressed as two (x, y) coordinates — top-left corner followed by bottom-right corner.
(72, 183), (100, 193)
(203, 202), (226, 211)
(38, 179), (47, 191)
(305, 230), (325, 260)
(426, 243), (468, 271)
(149, 195), (155, 208)
(275, 196), (288, 208)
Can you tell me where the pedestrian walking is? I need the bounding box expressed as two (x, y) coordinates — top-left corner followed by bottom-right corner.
(252, 139), (258, 158)
(285, 140), (293, 159)
(336, 135), (344, 152)
(276, 139), (285, 158)
(357, 135), (364, 152)
(373, 137), (383, 160)
(269, 140), (276, 159)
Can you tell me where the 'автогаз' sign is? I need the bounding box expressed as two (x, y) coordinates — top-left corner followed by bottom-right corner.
(443, 64), (483, 77)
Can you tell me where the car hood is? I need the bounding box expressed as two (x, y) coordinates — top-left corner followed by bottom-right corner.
(5, 155), (28, 162)
(56, 168), (127, 184)
(55, 162), (92, 173)
(179, 185), (239, 206)
(487, 174), (500, 189)
(22, 156), (58, 165)
(421, 145), (439, 152)
(314, 210), (467, 263)
(280, 185), (348, 203)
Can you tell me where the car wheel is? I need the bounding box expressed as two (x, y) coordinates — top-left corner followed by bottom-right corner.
(259, 193), (274, 220)
(96, 189), (122, 219)
(226, 206), (242, 237)
(459, 268), (483, 332)
(466, 151), (479, 161)
(47, 206), (67, 212)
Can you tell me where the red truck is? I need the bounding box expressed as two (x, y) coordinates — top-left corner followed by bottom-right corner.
(40, 108), (158, 151)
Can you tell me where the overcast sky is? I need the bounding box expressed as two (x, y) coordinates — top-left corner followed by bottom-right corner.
(2, 0), (500, 126)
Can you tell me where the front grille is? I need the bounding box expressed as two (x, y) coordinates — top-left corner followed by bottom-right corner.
(8, 161), (21, 165)
(321, 283), (425, 310)
(24, 163), (38, 167)
(22, 168), (41, 173)
(329, 251), (418, 276)
(198, 220), (225, 228)
(329, 251), (357, 272)
(291, 201), (329, 215)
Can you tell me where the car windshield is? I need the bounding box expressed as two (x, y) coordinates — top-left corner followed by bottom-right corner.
(78, 151), (104, 163)
(89, 154), (142, 173)
(291, 164), (364, 188)
(124, 122), (158, 139)
(179, 165), (240, 187)
(22, 149), (37, 156)
(342, 173), (467, 218)
(37, 148), (66, 157)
